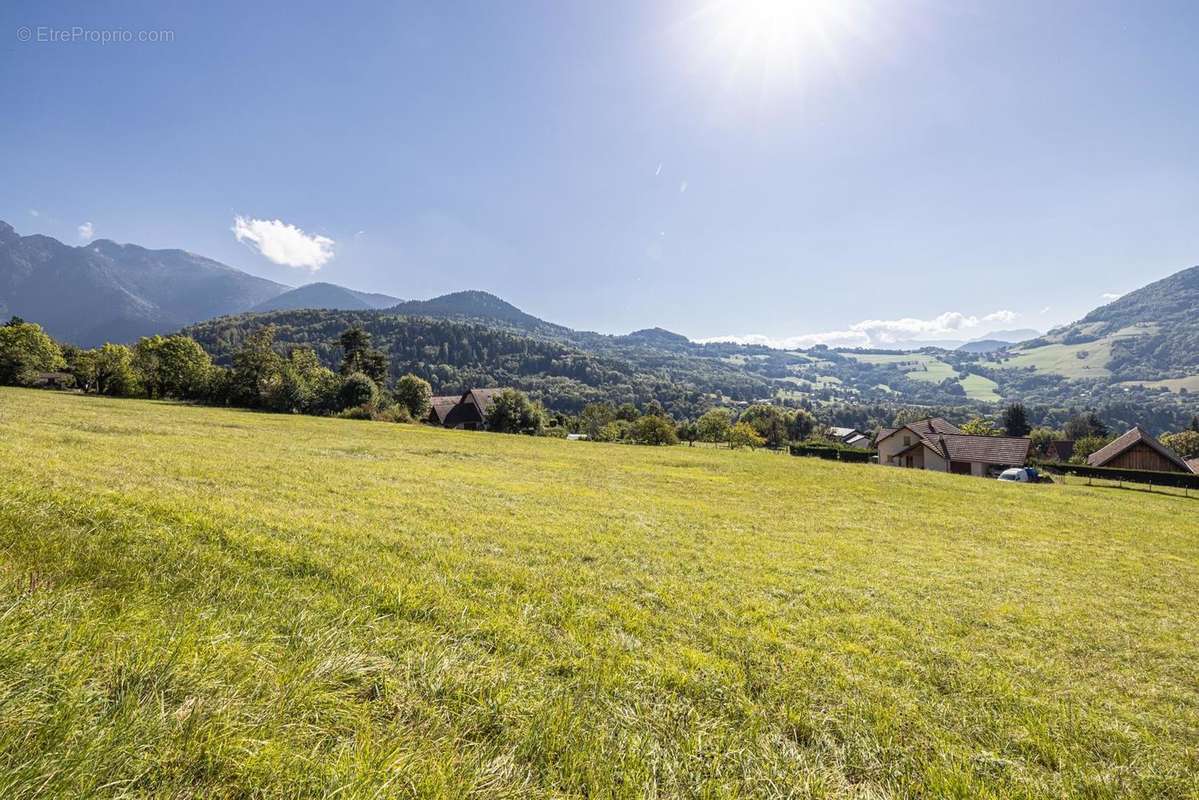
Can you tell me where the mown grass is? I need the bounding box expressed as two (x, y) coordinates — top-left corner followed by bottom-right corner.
(1, 387), (1197, 799)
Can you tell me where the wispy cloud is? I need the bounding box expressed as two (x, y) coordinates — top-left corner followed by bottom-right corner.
(1100, 292), (1122, 301)
(29, 209), (39, 217)
(1039, 305), (1052, 315)
(698, 309), (1020, 350)
(77, 221), (94, 241)
(232, 216), (334, 271)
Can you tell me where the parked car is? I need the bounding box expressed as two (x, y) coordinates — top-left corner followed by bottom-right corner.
(998, 467), (1039, 482)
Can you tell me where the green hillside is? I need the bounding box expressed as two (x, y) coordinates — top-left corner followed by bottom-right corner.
(2, 389), (1197, 798)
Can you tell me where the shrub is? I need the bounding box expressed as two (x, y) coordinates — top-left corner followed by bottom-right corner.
(375, 404), (414, 424)
(632, 414), (679, 446)
(394, 374), (433, 419)
(337, 372), (379, 411)
(485, 389), (545, 435)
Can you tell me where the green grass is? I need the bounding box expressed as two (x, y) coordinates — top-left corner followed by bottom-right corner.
(991, 326), (1159, 379)
(958, 373), (1002, 403)
(1, 388), (1197, 799)
(1120, 375), (1199, 394)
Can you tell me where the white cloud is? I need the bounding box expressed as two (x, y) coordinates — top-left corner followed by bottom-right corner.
(77, 221), (94, 241)
(29, 209), (39, 217)
(1100, 292), (1122, 301)
(654, 163), (663, 176)
(1039, 306), (1052, 315)
(232, 216), (334, 271)
(698, 309), (1020, 350)
(679, 180), (688, 193)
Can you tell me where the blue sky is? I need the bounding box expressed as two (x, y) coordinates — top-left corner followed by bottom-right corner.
(3, 0), (1198, 346)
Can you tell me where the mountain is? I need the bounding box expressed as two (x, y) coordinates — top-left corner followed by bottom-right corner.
(0, 221), (288, 346)
(251, 282), (401, 312)
(956, 329), (1040, 353)
(386, 290), (563, 334)
(1008, 266), (1199, 380)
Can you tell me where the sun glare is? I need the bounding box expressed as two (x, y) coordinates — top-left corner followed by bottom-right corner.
(681, 0), (876, 98)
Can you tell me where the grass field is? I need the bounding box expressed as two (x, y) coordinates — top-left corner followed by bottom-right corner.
(2, 388), (1198, 798)
(845, 354), (1000, 402)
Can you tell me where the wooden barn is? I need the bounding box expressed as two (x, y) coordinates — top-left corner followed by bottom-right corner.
(425, 388), (508, 430)
(1086, 426), (1196, 474)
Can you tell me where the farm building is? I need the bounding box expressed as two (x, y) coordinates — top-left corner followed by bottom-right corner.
(876, 417), (1031, 477)
(1086, 427), (1196, 474)
(426, 388), (509, 430)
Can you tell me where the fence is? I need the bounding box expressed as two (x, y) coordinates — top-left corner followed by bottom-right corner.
(1037, 461), (1199, 492)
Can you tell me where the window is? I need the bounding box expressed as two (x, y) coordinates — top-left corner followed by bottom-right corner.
(903, 435), (911, 446)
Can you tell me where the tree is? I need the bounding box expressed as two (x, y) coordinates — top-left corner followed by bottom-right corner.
(394, 374), (433, 419)
(485, 389), (545, 435)
(91, 343), (137, 396)
(1028, 427), (1060, 458)
(740, 403), (789, 448)
(338, 371), (380, 411)
(1001, 403), (1031, 436)
(788, 408), (816, 441)
(960, 417), (1000, 436)
(1161, 430), (1199, 460)
(132, 335), (212, 399)
(727, 421), (766, 450)
(676, 420), (699, 446)
(230, 326), (284, 407)
(1070, 434), (1112, 463)
(338, 326), (388, 385)
(1064, 411), (1108, 441)
(578, 403), (616, 439)
(1190, 415), (1199, 434)
(632, 414), (679, 445)
(0, 319), (66, 385)
(696, 408), (732, 445)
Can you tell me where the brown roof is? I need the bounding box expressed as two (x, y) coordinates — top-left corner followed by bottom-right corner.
(1187, 458), (1199, 474)
(466, 388), (507, 418)
(934, 434), (1031, 465)
(1087, 426), (1194, 472)
(428, 395), (461, 424)
(876, 417), (963, 445)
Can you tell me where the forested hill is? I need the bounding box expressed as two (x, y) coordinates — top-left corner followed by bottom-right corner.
(183, 309), (774, 417)
(1014, 264), (1199, 378)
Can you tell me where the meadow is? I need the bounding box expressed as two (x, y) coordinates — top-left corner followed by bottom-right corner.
(1, 388), (1197, 799)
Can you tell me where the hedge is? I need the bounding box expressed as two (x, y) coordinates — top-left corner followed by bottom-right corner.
(790, 444), (874, 464)
(1038, 461), (1199, 490)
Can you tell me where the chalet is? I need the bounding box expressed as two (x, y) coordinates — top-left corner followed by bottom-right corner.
(1044, 440), (1075, 462)
(426, 388), (509, 430)
(876, 417), (1031, 477)
(1086, 426), (1196, 474)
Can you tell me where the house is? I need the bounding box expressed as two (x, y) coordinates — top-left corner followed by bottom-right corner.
(843, 432), (873, 450)
(1188, 458), (1199, 474)
(1086, 426), (1195, 474)
(1044, 440), (1075, 462)
(426, 388), (509, 430)
(826, 426), (873, 450)
(30, 371), (74, 389)
(876, 417), (1031, 477)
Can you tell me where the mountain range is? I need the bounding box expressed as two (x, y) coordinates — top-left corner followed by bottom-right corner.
(3, 220), (1197, 427)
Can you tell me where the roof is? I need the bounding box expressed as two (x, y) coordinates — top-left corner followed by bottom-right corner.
(465, 388), (507, 418)
(1087, 426), (1194, 473)
(1047, 440), (1075, 460)
(876, 417), (963, 446)
(428, 395), (460, 424)
(1187, 458), (1199, 474)
(934, 434), (1031, 465)
(845, 433), (872, 449)
(829, 426), (862, 439)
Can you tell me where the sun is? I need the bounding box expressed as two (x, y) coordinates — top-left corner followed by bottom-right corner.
(680, 0), (874, 97)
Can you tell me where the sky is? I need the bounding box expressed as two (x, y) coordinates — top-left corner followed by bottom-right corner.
(3, 0), (1198, 347)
